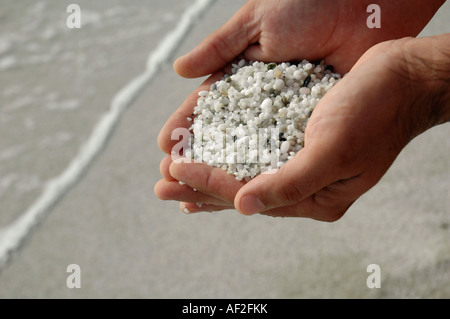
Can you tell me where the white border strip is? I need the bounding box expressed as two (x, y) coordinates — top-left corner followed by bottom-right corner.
(0, 0), (215, 270)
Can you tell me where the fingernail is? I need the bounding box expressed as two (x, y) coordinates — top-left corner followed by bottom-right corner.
(240, 194), (265, 215)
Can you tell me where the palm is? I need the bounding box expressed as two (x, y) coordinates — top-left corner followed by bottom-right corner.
(237, 0), (366, 73)
(173, 0), (434, 77)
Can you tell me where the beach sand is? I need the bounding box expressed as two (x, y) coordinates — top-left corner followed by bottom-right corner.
(0, 0), (449, 298)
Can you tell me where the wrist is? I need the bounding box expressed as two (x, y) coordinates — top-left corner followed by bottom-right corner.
(396, 34), (450, 138)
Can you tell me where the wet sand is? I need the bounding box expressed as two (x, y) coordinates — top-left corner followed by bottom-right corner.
(0, 0), (448, 298)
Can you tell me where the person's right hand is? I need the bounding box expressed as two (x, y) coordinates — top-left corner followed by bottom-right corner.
(173, 0), (442, 76)
(155, 0), (445, 214)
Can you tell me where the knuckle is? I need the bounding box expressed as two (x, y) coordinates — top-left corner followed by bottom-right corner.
(277, 169), (307, 205)
(209, 34), (231, 66)
(279, 182), (304, 205)
(204, 169), (216, 191)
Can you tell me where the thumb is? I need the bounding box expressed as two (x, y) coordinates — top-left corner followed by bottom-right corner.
(234, 146), (340, 216)
(174, 2), (259, 78)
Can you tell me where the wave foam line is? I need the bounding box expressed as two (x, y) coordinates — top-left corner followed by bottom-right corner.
(0, 0), (216, 270)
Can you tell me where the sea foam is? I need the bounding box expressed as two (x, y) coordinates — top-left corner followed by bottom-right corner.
(0, 0), (216, 270)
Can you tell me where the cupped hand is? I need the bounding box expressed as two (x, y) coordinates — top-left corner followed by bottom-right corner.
(154, 0), (444, 217)
(233, 34), (449, 221)
(172, 0), (440, 77)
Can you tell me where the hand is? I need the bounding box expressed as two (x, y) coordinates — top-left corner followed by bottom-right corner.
(171, 0), (442, 76)
(231, 35), (450, 221)
(155, 0), (446, 217)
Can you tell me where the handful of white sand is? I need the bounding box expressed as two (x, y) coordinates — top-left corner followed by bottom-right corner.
(185, 59), (341, 180)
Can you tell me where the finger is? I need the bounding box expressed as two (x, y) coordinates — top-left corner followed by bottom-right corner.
(157, 72), (225, 154)
(234, 144), (355, 215)
(258, 175), (367, 221)
(180, 202), (234, 214)
(154, 179), (230, 206)
(173, 1), (259, 78)
(239, 164), (374, 220)
(169, 160), (245, 203)
(259, 196), (354, 222)
(243, 42), (287, 64)
(242, 44), (269, 63)
(160, 155), (177, 181)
